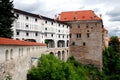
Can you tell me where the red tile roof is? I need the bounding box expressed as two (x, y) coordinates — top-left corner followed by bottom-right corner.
(103, 28), (108, 32)
(59, 10), (101, 21)
(0, 37), (46, 46)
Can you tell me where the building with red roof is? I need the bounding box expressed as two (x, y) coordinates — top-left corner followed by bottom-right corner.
(0, 37), (47, 80)
(58, 10), (103, 70)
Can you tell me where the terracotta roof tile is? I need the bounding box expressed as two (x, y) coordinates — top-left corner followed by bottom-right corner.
(0, 37), (46, 46)
(103, 28), (108, 32)
(59, 10), (101, 21)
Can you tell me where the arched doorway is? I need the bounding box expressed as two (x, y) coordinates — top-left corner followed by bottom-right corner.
(58, 51), (61, 60)
(45, 39), (55, 48)
(57, 40), (65, 47)
(62, 51), (65, 60)
(50, 52), (54, 55)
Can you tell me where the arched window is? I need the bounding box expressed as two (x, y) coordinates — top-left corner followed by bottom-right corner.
(10, 49), (13, 59)
(19, 48), (21, 57)
(5, 50), (9, 61)
(21, 48), (23, 56)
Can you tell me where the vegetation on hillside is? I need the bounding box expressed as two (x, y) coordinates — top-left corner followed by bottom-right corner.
(103, 36), (120, 79)
(27, 36), (120, 80)
(0, 0), (15, 38)
(27, 55), (102, 80)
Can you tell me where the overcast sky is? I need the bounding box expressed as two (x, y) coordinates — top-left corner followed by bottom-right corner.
(13, 0), (120, 37)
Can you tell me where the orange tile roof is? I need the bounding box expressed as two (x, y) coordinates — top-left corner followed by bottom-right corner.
(0, 37), (46, 46)
(59, 10), (101, 21)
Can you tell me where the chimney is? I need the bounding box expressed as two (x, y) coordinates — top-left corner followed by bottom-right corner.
(99, 14), (102, 18)
(92, 11), (94, 19)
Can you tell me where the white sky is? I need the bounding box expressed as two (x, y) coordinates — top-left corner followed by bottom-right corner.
(13, 0), (120, 37)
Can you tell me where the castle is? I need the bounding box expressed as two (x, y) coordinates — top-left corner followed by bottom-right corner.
(57, 10), (105, 69)
(0, 9), (108, 80)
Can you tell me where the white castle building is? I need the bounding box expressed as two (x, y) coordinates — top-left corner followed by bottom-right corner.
(13, 8), (70, 61)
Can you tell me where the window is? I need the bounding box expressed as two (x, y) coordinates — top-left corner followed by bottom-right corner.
(78, 24), (80, 28)
(69, 34), (71, 38)
(76, 33), (81, 38)
(72, 42), (75, 46)
(45, 33), (47, 37)
(86, 24), (88, 28)
(83, 42), (86, 46)
(63, 35), (64, 38)
(5, 50), (9, 61)
(26, 16), (29, 20)
(35, 32), (38, 36)
(95, 23), (97, 26)
(19, 48), (21, 57)
(58, 30), (60, 32)
(16, 31), (19, 35)
(45, 28), (47, 30)
(35, 18), (37, 22)
(87, 33), (90, 38)
(26, 32), (29, 36)
(67, 26), (69, 28)
(45, 21), (47, 24)
(74, 17), (76, 20)
(67, 35), (69, 38)
(10, 49), (13, 59)
(51, 34), (53, 37)
(16, 38), (19, 40)
(26, 24), (28, 28)
(51, 22), (53, 25)
(16, 14), (19, 17)
(59, 35), (60, 38)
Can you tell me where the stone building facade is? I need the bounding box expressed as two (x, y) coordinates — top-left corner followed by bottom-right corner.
(58, 10), (103, 69)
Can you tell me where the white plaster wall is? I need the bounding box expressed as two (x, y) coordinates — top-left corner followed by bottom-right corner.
(0, 45), (47, 80)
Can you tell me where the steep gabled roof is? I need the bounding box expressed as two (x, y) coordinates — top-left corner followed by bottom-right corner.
(0, 37), (46, 46)
(59, 10), (101, 21)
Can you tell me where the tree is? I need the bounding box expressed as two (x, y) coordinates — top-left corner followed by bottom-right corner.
(27, 55), (88, 80)
(109, 36), (120, 52)
(103, 36), (120, 79)
(0, 0), (15, 38)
